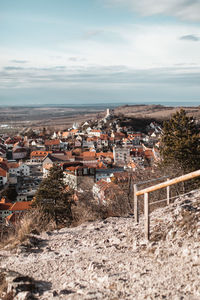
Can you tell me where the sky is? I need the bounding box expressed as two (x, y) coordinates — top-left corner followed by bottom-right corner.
(0, 0), (200, 106)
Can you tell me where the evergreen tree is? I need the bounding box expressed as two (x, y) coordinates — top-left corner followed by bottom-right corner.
(160, 109), (200, 174)
(33, 164), (73, 226)
(1, 186), (18, 202)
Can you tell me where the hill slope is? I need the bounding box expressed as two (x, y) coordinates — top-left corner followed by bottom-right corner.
(0, 190), (200, 299)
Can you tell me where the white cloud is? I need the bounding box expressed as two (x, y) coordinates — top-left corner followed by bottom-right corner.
(107, 0), (200, 22)
(1, 21), (200, 71)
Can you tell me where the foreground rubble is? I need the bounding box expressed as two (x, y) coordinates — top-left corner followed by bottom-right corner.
(0, 190), (200, 299)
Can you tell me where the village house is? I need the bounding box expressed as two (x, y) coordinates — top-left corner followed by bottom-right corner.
(4, 136), (22, 149)
(95, 167), (124, 182)
(44, 139), (60, 151)
(113, 146), (131, 166)
(30, 151), (50, 163)
(92, 179), (124, 206)
(88, 129), (101, 137)
(0, 168), (8, 187)
(63, 165), (95, 189)
(0, 144), (7, 158)
(0, 198), (12, 222)
(5, 201), (33, 225)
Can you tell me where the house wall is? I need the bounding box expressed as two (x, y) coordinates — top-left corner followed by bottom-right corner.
(16, 195), (27, 202)
(64, 173), (78, 189)
(0, 175), (7, 186)
(13, 151), (27, 160)
(113, 147), (130, 165)
(19, 164), (30, 176)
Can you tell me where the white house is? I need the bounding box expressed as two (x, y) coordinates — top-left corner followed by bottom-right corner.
(8, 162), (30, 177)
(88, 130), (101, 137)
(0, 168), (8, 186)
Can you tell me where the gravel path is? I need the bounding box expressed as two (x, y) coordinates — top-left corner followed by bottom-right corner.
(1, 191), (200, 299)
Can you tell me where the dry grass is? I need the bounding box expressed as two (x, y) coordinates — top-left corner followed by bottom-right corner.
(0, 271), (14, 300)
(71, 202), (98, 226)
(0, 209), (56, 250)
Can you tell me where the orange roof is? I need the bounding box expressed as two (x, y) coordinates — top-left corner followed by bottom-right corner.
(73, 148), (82, 155)
(7, 162), (19, 169)
(96, 152), (113, 159)
(96, 180), (122, 193)
(131, 147), (144, 153)
(31, 151), (51, 158)
(0, 203), (12, 210)
(100, 134), (108, 140)
(97, 162), (107, 169)
(6, 213), (16, 223)
(45, 139), (60, 146)
(64, 151), (73, 158)
(70, 129), (79, 134)
(65, 166), (79, 172)
(127, 162), (137, 169)
(87, 137), (98, 142)
(82, 151), (96, 158)
(91, 129), (101, 133)
(10, 201), (32, 211)
(0, 167), (7, 177)
(62, 131), (70, 138)
(0, 197), (8, 203)
(114, 132), (125, 137)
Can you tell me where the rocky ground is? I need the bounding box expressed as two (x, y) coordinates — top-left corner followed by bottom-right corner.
(0, 190), (200, 300)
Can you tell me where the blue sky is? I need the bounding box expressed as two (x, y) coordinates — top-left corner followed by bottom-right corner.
(0, 0), (200, 105)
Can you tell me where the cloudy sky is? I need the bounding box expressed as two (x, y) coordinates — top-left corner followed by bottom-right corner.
(0, 0), (200, 106)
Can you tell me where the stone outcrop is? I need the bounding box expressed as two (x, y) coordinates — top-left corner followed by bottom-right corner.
(0, 190), (200, 299)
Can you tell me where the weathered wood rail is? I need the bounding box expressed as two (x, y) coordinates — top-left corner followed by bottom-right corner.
(134, 169), (200, 240)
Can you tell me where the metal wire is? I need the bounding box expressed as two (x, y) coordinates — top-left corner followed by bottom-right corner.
(150, 198), (168, 205)
(136, 176), (168, 186)
(149, 188), (200, 206)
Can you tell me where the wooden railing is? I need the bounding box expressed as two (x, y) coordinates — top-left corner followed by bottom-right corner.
(134, 169), (200, 240)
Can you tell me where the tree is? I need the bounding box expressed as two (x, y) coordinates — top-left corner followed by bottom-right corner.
(33, 164), (74, 226)
(1, 186), (18, 202)
(160, 109), (200, 174)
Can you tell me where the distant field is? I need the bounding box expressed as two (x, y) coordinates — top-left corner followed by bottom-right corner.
(0, 104), (199, 134)
(0, 106), (106, 132)
(114, 104), (200, 121)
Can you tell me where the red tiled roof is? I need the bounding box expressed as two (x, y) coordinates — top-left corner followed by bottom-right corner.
(8, 162), (19, 169)
(96, 152), (113, 159)
(82, 151), (96, 158)
(0, 203), (12, 210)
(13, 148), (27, 153)
(70, 129), (79, 134)
(0, 197), (10, 203)
(100, 134), (108, 140)
(62, 132), (70, 137)
(0, 167), (7, 177)
(144, 150), (154, 159)
(31, 151), (51, 158)
(10, 201), (32, 211)
(45, 139), (60, 146)
(91, 129), (101, 133)
(6, 213), (16, 223)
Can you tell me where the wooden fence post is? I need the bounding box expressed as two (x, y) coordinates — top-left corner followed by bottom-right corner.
(144, 192), (150, 240)
(134, 184), (139, 223)
(167, 178), (170, 205)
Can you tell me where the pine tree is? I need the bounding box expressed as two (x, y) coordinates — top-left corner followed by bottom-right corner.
(33, 164), (73, 226)
(160, 109), (200, 174)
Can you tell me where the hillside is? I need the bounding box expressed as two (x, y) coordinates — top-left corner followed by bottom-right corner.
(114, 104), (200, 121)
(0, 190), (200, 299)
(0, 104), (200, 134)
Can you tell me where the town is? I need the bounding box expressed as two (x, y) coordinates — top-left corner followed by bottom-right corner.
(0, 108), (163, 227)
